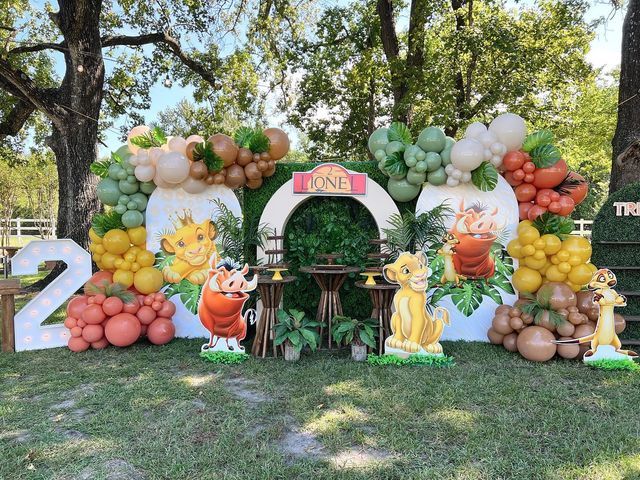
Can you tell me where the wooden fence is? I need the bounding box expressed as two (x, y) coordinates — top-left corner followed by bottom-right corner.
(0, 218), (56, 244)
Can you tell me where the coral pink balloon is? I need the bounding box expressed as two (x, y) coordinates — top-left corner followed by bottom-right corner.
(68, 336), (90, 352)
(91, 337), (110, 350)
(64, 317), (77, 329)
(102, 297), (124, 316)
(67, 296), (89, 318)
(82, 324), (104, 343)
(157, 152), (190, 184)
(158, 301), (176, 318)
(104, 313), (142, 347)
(82, 304), (106, 325)
(84, 271), (113, 294)
(122, 301), (140, 315)
(147, 318), (175, 345)
(137, 305), (157, 325)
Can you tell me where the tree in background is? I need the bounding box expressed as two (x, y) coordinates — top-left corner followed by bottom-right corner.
(611, 0), (640, 192)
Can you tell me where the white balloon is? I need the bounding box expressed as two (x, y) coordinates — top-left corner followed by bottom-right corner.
(153, 170), (172, 188)
(126, 125), (150, 155)
(128, 155), (139, 167)
(451, 138), (485, 172)
(490, 155), (503, 167)
(488, 113), (527, 151)
(465, 122), (487, 139)
(134, 164), (156, 182)
(446, 177), (460, 187)
(445, 164), (455, 175)
(490, 142), (505, 155)
(157, 152), (190, 184)
(478, 130), (498, 148)
(483, 149), (493, 161)
(451, 168), (462, 180)
(168, 136), (187, 155)
(148, 147), (164, 166)
(137, 150), (150, 166)
(461, 171), (472, 183)
(180, 177), (207, 194)
(185, 134), (204, 145)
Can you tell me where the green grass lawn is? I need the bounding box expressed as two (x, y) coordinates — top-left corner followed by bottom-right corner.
(2, 273), (640, 479)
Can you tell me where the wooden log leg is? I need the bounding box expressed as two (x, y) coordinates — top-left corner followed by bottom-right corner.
(1, 294), (16, 353)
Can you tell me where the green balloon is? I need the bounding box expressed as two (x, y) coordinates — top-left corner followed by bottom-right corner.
(122, 209), (144, 228)
(417, 127), (446, 153)
(406, 168), (427, 185)
(119, 179), (139, 195)
(445, 136), (456, 149)
(425, 152), (442, 172)
(427, 167), (447, 186)
(368, 128), (389, 155)
(115, 144), (133, 162)
(96, 178), (121, 206)
(415, 149), (426, 161)
(108, 163), (122, 181)
(114, 204), (127, 215)
(374, 149), (386, 161)
(415, 160), (428, 173)
(387, 177), (421, 202)
(385, 140), (405, 156)
(140, 181), (156, 195)
(130, 192), (148, 211)
(441, 147), (452, 166)
(405, 156), (417, 168)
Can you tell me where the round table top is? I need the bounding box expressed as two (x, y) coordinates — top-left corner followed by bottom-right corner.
(257, 274), (297, 285)
(300, 265), (361, 275)
(355, 280), (399, 290)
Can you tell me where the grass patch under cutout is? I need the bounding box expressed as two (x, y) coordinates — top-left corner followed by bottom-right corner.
(367, 353), (455, 367)
(199, 350), (249, 364)
(586, 359), (640, 372)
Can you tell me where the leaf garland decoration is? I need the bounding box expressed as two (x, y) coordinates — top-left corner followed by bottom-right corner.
(384, 151), (408, 178)
(91, 211), (125, 237)
(85, 280), (135, 303)
(471, 161), (498, 191)
(90, 160), (111, 178)
(163, 279), (202, 314)
(532, 212), (575, 238)
(193, 141), (223, 173)
(129, 126), (167, 149)
(233, 126), (255, 148)
(522, 130), (554, 153)
(388, 122), (413, 145)
(530, 143), (561, 168)
(233, 126), (271, 153)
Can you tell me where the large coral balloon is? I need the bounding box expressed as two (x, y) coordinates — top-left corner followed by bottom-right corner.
(263, 128), (290, 160)
(147, 317), (176, 345)
(104, 313), (142, 347)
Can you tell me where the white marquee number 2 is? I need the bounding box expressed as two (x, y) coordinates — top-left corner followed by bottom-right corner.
(11, 240), (92, 352)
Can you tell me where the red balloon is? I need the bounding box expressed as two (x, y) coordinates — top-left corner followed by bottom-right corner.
(91, 337), (110, 350)
(104, 313), (142, 347)
(519, 202), (534, 221)
(137, 305), (157, 325)
(503, 151), (527, 171)
(82, 324), (104, 343)
(532, 159), (568, 189)
(515, 183), (537, 202)
(557, 195), (575, 216)
(528, 204), (548, 221)
(67, 296), (89, 318)
(147, 318), (175, 345)
(68, 336), (90, 352)
(84, 271), (113, 294)
(157, 301), (176, 318)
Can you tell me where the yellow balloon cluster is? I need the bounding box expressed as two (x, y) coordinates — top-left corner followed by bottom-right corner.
(508, 221), (596, 294)
(88, 227), (161, 292)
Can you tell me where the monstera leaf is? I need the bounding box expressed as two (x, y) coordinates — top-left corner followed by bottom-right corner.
(530, 144), (561, 168)
(522, 130), (554, 153)
(450, 283), (482, 317)
(471, 162), (498, 191)
(384, 152), (408, 178)
(388, 122), (413, 145)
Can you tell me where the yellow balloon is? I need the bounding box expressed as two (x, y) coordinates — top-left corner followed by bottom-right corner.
(568, 263), (593, 286)
(136, 250), (156, 268)
(566, 281), (582, 293)
(517, 220), (533, 235)
(94, 244), (105, 255)
(550, 255), (560, 265)
(533, 238), (546, 250)
(556, 249), (570, 262)
(134, 267), (163, 294)
(545, 265), (567, 282)
(587, 263), (598, 273)
(512, 267), (543, 293)
(113, 269), (134, 288)
(507, 240), (523, 259)
(89, 228), (102, 244)
(525, 255), (547, 270)
(101, 252), (119, 271)
(558, 262), (572, 274)
(568, 255), (582, 267)
(521, 245), (536, 257)
(561, 236), (592, 262)
(519, 227), (540, 246)
(533, 249), (546, 260)
(541, 234), (561, 255)
(103, 229), (131, 255)
(127, 226), (147, 246)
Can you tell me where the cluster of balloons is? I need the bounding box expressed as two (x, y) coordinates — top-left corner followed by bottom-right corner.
(96, 152), (155, 228)
(88, 226), (163, 294)
(447, 113), (526, 186)
(502, 131), (589, 220)
(127, 125), (289, 193)
(488, 282), (626, 362)
(64, 272), (176, 352)
(508, 220), (596, 293)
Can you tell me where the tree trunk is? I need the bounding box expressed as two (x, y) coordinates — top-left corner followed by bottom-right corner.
(611, 0), (640, 193)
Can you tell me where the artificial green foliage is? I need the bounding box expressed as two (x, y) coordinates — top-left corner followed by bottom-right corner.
(522, 130), (554, 153)
(388, 122), (412, 145)
(91, 210), (125, 237)
(586, 359), (640, 372)
(163, 279), (202, 315)
(84, 280), (135, 303)
(129, 127), (167, 149)
(90, 160), (112, 178)
(367, 354), (455, 367)
(592, 183), (640, 319)
(532, 213), (575, 238)
(384, 152), (408, 178)
(530, 144), (562, 168)
(520, 292), (565, 327)
(193, 142), (223, 173)
(331, 315), (378, 348)
(471, 162), (499, 192)
(274, 309), (324, 352)
(199, 351), (249, 364)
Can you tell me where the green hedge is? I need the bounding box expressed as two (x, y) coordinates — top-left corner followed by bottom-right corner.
(242, 161), (415, 319)
(591, 183), (640, 326)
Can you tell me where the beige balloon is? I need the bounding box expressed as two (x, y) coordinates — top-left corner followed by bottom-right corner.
(516, 326), (557, 362)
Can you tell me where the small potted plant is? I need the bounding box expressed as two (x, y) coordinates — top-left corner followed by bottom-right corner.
(331, 315), (379, 361)
(274, 308), (323, 362)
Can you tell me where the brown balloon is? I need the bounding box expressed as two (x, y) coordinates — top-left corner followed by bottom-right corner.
(509, 316), (524, 331)
(536, 311), (557, 333)
(244, 162), (262, 180)
(246, 177), (263, 190)
(509, 307), (522, 318)
(556, 320), (575, 337)
(493, 314), (514, 335)
(189, 161), (208, 180)
(237, 147), (253, 166)
(536, 282), (577, 310)
(257, 160), (268, 172)
(568, 312), (588, 325)
(185, 141), (200, 161)
(495, 305), (511, 316)
(556, 336), (580, 359)
(615, 313), (626, 334)
(225, 164), (246, 189)
(208, 134), (238, 167)
(573, 323), (595, 339)
(516, 326), (557, 362)
(263, 160), (276, 178)
(260, 151), (271, 162)
(487, 328), (504, 345)
(521, 312), (534, 324)
(213, 174), (225, 185)
(253, 153), (261, 162)
(503, 333), (519, 352)
(576, 290), (599, 321)
(263, 127), (290, 160)
(205, 174), (216, 185)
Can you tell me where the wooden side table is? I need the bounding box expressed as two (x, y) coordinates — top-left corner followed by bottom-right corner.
(355, 280), (398, 354)
(251, 275), (297, 358)
(1, 279), (21, 352)
(300, 266), (360, 348)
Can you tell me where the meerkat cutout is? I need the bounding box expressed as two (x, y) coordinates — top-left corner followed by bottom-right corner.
(556, 268), (638, 362)
(383, 251), (450, 358)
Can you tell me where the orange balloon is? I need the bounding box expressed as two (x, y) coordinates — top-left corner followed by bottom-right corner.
(158, 301), (176, 318)
(208, 134), (238, 167)
(516, 326), (557, 362)
(225, 164), (246, 189)
(263, 128), (290, 160)
(91, 337), (110, 350)
(147, 317), (176, 345)
(104, 313), (141, 347)
(67, 296), (89, 318)
(68, 336), (90, 352)
(532, 159), (568, 189)
(82, 324), (104, 343)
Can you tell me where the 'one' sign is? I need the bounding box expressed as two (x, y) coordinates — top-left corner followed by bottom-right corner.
(293, 163), (367, 196)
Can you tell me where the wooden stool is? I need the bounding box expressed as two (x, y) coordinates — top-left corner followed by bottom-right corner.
(1, 279), (21, 352)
